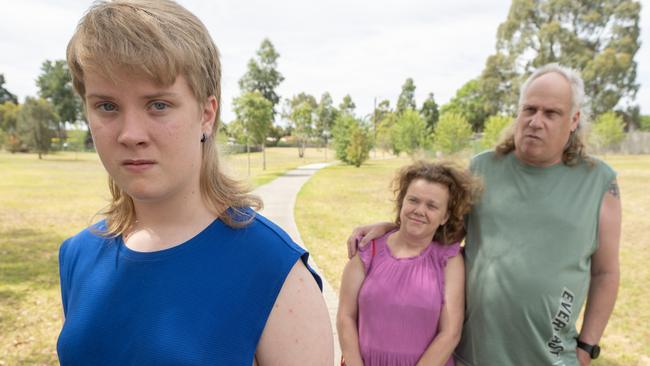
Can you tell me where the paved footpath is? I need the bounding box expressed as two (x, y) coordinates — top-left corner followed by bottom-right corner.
(253, 162), (341, 364)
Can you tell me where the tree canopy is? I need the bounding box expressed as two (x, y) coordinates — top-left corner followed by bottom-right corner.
(0, 74), (18, 104)
(232, 91), (274, 146)
(17, 97), (58, 158)
(239, 39), (285, 117)
(419, 93), (439, 131)
(478, 0), (641, 117)
(396, 78), (416, 114)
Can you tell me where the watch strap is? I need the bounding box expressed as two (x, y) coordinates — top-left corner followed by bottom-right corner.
(576, 339), (600, 359)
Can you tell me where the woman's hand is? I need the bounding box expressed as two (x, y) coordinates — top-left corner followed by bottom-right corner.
(346, 222), (396, 258)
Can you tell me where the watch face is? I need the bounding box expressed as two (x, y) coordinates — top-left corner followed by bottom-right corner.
(592, 345), (601, 359)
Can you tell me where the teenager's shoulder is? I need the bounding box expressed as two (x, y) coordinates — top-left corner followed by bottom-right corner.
(246, 213), (306, 257)
(59, 220), (112, 257)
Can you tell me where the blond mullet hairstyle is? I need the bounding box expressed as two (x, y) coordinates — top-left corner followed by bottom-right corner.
(67, 0), (261, 236)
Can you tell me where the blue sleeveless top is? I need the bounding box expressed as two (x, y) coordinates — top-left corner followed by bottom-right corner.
(57, 211), (322, 365)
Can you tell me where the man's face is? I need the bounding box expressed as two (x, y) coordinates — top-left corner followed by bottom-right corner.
(514, 72), (579, 167)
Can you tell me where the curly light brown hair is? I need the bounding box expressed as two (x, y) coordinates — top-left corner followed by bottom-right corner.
(392, 161), (482, 245)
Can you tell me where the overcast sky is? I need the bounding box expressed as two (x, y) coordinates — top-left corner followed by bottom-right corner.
(1, 0), (648, 124)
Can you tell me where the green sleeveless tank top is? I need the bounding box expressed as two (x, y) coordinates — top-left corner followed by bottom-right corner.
(455, 151), (616, 366)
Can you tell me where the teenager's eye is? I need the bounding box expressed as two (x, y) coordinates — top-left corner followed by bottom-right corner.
(149, 101), (169, 111)
(97, 102), (117, 112)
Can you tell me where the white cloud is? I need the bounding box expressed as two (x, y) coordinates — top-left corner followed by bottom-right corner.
(1, 0), (648, 123)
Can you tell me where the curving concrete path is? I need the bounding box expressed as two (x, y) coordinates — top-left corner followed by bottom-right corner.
(253, 162), (341, 364)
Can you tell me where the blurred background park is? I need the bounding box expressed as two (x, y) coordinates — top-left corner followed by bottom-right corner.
(1, 0), (650, 364)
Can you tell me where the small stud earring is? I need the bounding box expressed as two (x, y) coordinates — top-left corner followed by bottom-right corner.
(200, 133), (207, 143)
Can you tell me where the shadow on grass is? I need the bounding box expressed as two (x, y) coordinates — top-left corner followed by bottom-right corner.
(0, 227), (63, 331)
(0, 227), (63, 288)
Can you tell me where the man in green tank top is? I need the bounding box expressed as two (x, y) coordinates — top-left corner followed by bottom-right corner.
(349, 64), (621, 366)
(454, 63), (621, 366)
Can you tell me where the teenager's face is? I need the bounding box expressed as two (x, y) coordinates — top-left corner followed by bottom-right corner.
(84, 71), (217, 205)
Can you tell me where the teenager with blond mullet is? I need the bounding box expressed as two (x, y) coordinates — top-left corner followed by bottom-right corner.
(57, 1), (333, 365)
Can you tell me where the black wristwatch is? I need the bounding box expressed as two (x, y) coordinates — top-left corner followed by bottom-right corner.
(576, 339), (600, 359)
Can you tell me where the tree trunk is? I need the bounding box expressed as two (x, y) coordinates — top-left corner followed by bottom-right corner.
(262, 143), (266, 171)
(246, 142), (251, 177)
(298, 140), (305, 158)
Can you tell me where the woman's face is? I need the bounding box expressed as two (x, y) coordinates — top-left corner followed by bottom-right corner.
(399, 178), (450, 242)
(84, 71), (217, 205)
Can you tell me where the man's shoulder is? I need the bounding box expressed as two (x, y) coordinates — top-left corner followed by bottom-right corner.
(470, 150), (501, 172)
(577, 155), (617, 181)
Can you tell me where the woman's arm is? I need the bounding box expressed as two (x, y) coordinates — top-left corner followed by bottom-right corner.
(416, 255), (465, 366)
(337, 255), (367, 366)
(255, 260), (334, 366)
(346, 222), (397, 258)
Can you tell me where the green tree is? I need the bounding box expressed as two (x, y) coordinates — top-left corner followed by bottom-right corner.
(371, 99), (392, 156)
(36, 60), (82, 147)
(332, 113), (367, 164)
(286, 93), (318, 157)
(478, 52), (519, 117)
(239, 39), (285, 117)
(339, 94), (356, 116)
(392, 109), (430, 156)
(0, 74), (18, 104)
(375, 110), (399, 155)
(267, 124), (290, 146)
(233, 91), (274, 170)
(0, 101), (20, 132)
(396, 77), (416, 114)
(0, 102), (22, 151)
(346, 125), (371, 167)
(440, 79), (490, 131)
(591, 111), (625, 151)
(17, 97), (58, 158)
(433, 112), (473, 155)
(419, 93), (439, 131)
(479, 115), (512, 150)
(226, 119), (247, 145)
(315, 92), (338, 157)
(640, 115), (650, 132)
(480, 0), (641, 116)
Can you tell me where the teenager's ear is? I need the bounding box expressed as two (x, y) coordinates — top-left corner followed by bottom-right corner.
(201, 95), (218, 135)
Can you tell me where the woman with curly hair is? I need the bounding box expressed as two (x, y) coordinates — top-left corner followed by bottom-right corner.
(337, 161), (481, 366)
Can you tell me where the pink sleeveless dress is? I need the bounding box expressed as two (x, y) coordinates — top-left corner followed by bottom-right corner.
(357, 231), (460, 366)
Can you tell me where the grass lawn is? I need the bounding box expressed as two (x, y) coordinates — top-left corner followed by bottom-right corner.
(222, 146), (334, 186)
(0, 146), (330, 365)
(295, 154), (650, 366)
